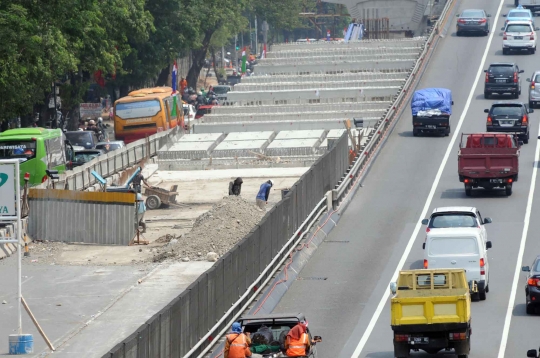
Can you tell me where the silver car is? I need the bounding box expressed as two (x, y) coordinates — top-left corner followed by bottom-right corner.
(456, 9), (491, 36)
(527, 71), (540, 108)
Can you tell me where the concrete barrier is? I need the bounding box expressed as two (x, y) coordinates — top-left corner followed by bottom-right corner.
(210, 101), (392, 115)
(254, 59), (417, 75)
(200, 109), (386, 123)
(270, 37), (426, 51)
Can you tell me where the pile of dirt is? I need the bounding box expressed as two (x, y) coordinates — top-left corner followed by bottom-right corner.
(154, 195), (265, 262)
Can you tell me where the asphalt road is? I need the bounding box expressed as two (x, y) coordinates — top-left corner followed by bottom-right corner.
(273, 0), (540, 357)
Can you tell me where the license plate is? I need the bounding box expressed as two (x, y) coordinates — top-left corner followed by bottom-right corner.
(500, 120), (513, 124)
(426, 125), (436, 129)
(515, 36), (523, 40)
(490, 179), (503, 183)
(409, 337), (429, 344)
(496, 79), (507, 83)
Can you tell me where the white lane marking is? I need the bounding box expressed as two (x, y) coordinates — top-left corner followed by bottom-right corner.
(350, 0), (507, 356)
(497, 122), (540, 357)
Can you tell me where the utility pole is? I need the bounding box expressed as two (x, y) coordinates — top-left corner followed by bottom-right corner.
(262, 21), (269, 47)
(255, 16), (258, 56)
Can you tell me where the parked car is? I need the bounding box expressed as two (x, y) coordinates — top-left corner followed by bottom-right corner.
(504, 6), (535, 28)
(527, 71), (540, 108)
(484, 101), (532, 143)
(212, 85), (232, 104)
(421, 206), (492, 243)
(95, 140), (125, 152)
(182, 104), (196, 128)
(484, 62), (524, 99)
(72, 149), (104, 168)
(65, 131), (99, 149)
(456, 9), (491, 36)
(501, 21), (538, 55)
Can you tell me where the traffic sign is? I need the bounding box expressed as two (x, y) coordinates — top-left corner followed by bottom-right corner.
(0, 164), (16, 215)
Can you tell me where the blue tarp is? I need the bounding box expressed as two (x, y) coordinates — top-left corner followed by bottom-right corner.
(411, 88), (453, 116)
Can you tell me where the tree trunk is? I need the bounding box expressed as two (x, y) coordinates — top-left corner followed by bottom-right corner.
(186, 29), (216, 89)
(156, 65), (170, 87)
(211, 49), (221, 85)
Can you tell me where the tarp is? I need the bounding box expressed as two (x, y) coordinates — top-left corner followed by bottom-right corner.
(411, 88), (452, 116)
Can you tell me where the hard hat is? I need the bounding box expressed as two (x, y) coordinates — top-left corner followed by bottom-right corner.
(268, 179), (274, 186)
(97, 117), (103, 122)
(89, 120), (95, 125)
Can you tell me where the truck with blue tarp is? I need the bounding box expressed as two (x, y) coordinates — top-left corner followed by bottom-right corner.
(411, 88), (454, 137)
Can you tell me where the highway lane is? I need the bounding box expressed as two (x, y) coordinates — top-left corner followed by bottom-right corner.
(272, 0), (540, 356)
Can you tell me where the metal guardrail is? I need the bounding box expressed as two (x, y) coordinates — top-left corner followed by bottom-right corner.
(331, 0), (457, 205)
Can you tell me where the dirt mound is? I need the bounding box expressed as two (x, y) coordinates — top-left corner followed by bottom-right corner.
(155, 195), (265, 262)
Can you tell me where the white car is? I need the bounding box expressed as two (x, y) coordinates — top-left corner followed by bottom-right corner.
(502, 20), (538, 55)
(182, 104), (196, 127)
(421, 206), (492, 243)
(423, 228), (492, 301)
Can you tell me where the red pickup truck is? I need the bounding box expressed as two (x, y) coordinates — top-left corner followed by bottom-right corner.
(458, 133), (521, 196)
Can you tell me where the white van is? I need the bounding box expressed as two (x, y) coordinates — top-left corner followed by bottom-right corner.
(423, 228), (492, 301)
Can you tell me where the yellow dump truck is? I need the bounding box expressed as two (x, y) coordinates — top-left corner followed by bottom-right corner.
(390, 269), (471, 358)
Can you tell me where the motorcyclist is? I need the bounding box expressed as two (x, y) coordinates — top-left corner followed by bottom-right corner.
(97, 117), (108, 140)
(86, 120), (103, 139)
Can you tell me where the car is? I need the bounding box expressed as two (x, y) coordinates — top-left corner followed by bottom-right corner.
(522, 257), (540, 314)
(71, 149), (104, 168)
(527, 71), (540, 108)
(421, 206), (492, 243)
(212, 85), (232, 104)
(95, 140), (125, 152)
(501, 20), (538, 54)
(529, 348), (540, 357)
(484, 62), (524, 99)
(484, 101), (532, 143)
(182, 104), (196, 127)
(423, 228), (492, 301)
(504, 6), (535, 29)
(456, 9), (491, 36)
(65, 131), (99, 149)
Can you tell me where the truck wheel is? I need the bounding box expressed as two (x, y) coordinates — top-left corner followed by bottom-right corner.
(524, 132), (530, 144)
(458, 355), (468, 358)
(526, 304), (535, 315)
(413, 129), (419, 137)
(465, 186), (472, 197)
(445, 126), (450, 136)
(478, 282), (487, 301)
(505, 185), (512, 196)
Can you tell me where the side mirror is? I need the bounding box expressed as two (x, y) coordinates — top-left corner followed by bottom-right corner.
(421, 219), (429, 225)
(313, 336), (322, 343)
(451, 101), (454, 105)
(487, 14), (491, 17)
(484, 109), (490, 113)
(390, 282), (397, 295)
(456, 14), (460, 17)
(527, 78), (532, 82)
(484, 69), (488, 73)
(523, 266), (531, 272)
(502, 14), (506, 17)
(483, 217), (492, 224)
(501, 27), (505, 31)
(486, 241), (492, 250)
(422, 243), (426, 250)
(536, 27), (540, 31)
(527, 349), (538, 358)
(530, 108), (535, 113)
(520, 70), (525, 73)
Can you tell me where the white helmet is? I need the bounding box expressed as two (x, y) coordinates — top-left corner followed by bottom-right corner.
(97, 117), (103, 122)
(268, 179), (274, 186)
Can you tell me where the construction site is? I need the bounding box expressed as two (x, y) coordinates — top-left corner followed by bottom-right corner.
(0, 22), (435, 356)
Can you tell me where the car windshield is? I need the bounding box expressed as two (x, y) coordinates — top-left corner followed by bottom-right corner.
(461, 10), (484, 17)
(509, 12), (530, 18)
(429, 214), (477, 228)
(74, 152), (100, 163)
(534, 74), (540, 83)
(491, 105), (523, 116)
(489, 66), (513, 75)
(0, 141), (37, 161)
(506, 24), (532, 32)
(65, 132), (93, 146)
(535, 260), (540, 272)
(213, 87), (230, 94)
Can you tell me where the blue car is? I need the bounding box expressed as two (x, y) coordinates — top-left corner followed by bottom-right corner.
(505, 5), (535, 28)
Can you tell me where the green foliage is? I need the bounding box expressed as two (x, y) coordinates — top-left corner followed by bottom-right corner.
(250, 0), (303, 30)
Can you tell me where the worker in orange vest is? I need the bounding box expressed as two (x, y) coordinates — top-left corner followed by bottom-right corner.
(180, 77), (188, 93)
(284, 320), (311, 357)
(224, 322), (252, 358)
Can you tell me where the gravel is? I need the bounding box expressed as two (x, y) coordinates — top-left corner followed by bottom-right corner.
(154, 195), (265, 262)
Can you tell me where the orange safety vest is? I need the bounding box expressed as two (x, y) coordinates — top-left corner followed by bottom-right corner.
(286, 333), (308, 357)
(227, 333), (249, 358)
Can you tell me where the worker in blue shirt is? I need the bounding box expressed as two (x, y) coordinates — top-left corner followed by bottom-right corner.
(255, 180), (273, 211)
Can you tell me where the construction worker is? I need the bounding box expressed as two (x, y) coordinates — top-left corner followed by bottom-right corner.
(224, 322), (252, 358)
(180, 77), (188, 93)
(284, 320), (311, 357)
(255, 180), (273, 211)
(132, 167), (150, 194)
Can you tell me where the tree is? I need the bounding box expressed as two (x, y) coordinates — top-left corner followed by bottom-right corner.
(185, 0), (249, 88)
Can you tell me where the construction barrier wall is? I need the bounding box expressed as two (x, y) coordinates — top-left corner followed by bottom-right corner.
(101, 132), (349, 358)
(28, 190), (137, 245)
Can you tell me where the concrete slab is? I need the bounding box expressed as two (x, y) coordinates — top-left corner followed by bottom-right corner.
(266, 139), (320, 156)
(213, 140), (267, 151)
(326, 129), (347, 138)
(178, 133), (223, 142)
(168, 141), (215, 152)
(224, 131), (274, 141)
(274, 130), (325, 140)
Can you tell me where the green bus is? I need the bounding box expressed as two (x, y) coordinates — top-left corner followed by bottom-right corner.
(0, 128), (72, 186)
